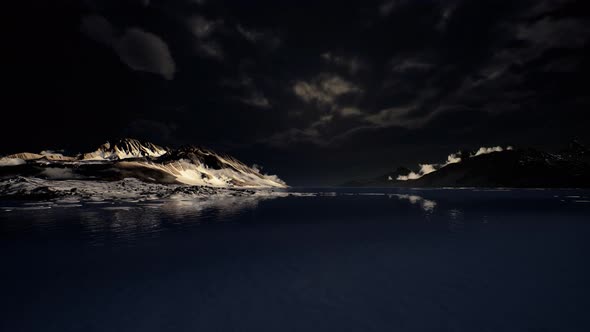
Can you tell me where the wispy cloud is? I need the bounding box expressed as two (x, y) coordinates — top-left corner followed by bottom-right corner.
(364, 105), (429, 128)
(80, 15), (115, 46)
(184, 15), (226, 60)
(391, 59), (433, 73)
(237, 25), (281, 50)
(195, 40), (224, 60)
(321, 53), (363, 74)
(336, 107), (363, 117)
(220, 75), (272, 109)
(379, 0), (398, 16)
(293, 74), (361, 105)
(186, 15), (221, 38)
(240, 93), (271, 109)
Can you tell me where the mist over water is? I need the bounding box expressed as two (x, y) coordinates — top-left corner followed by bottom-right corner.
(2, 188), (590, 331)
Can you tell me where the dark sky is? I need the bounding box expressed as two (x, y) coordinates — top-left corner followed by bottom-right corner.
(5, 0), (590, 185)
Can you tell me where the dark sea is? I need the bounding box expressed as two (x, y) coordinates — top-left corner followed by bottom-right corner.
(1, 188), (590, 332)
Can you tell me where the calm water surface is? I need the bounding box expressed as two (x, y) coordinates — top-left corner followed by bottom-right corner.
(1, 188), (590, 332)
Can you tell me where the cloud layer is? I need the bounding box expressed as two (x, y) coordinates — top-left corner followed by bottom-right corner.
(7, 0), (589, 186)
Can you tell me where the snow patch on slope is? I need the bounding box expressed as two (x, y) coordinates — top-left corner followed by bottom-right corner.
(82, 138), (168, 161)
(472, 146), (513, 157)
(397, 146), (513, 181)
(120, 159), (286, 188)
(0, 158), (26, 166)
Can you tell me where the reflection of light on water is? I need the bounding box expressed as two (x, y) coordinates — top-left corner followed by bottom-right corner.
(75, 208), (162, 245)
(391, 194), (437, 212)
(79, 194), (286, 245)
(448, 209), (462, 219)
(556, 195), (590, 204)
(158, 195), (273, 219)
(421, 199), (436, 211)
(564, 194), (590, 203)
(0, 193), (287, 246)
(448, 209), (465, 233)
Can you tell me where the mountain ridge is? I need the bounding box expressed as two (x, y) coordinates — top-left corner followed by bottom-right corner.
(341, 143), (590, 188)
(0, 138), (287, 188)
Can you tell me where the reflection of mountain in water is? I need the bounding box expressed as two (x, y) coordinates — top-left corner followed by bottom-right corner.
(391, 194), (437, 212)
(2, 191), (288, 245)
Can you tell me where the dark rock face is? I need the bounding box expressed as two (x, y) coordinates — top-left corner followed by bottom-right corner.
(158, 146), (234, 170)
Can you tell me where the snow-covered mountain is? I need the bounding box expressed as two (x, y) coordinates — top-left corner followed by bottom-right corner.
(81, 138), (169, 160)
(119, 146), (286, 187)
(4, 152), (75, 162)
(0, 138), (287, 188)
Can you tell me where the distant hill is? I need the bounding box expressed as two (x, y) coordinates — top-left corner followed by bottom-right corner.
(341, 142), (590, 188)
(340, 167), (412, 187)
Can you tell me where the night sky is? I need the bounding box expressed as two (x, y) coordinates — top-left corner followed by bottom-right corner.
(6, 0), (590, 185)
